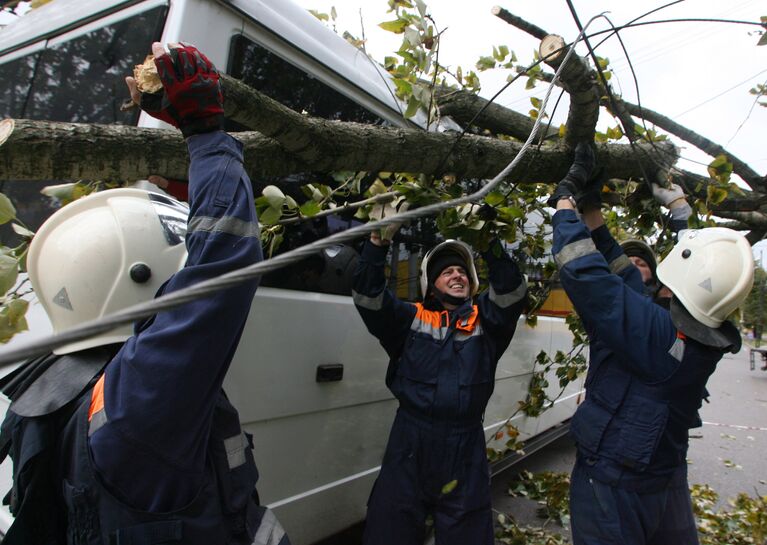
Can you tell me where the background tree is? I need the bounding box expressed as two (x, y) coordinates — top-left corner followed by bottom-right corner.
(742, 266), (767, 343)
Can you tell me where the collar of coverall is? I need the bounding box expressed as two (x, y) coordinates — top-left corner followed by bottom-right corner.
(4, 345), (119, 417)
(669, 297), (741, 354)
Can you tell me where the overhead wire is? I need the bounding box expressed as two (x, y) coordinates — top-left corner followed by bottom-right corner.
(0, 15), (605, 366)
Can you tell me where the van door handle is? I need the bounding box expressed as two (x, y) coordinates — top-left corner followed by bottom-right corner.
(316, 364), (344, 382)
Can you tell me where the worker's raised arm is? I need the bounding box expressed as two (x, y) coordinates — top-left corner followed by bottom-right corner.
(90, 43), (262, 512)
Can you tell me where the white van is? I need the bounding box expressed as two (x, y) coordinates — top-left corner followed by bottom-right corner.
(0, 1), (584, 543)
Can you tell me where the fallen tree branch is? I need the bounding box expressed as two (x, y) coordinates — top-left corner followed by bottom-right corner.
(0, 118), (676, 186)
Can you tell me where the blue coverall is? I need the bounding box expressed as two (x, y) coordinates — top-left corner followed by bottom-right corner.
(352, 241), (527, 545)
(552, 209), (734, 545)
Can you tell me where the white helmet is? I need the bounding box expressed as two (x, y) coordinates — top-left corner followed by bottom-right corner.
(27, 188), (189, 354)
(656, 228), (754, 328)
(420, 239), (479, 298)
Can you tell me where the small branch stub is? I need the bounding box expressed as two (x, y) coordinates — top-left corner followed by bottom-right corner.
(539, 35), (566, 65)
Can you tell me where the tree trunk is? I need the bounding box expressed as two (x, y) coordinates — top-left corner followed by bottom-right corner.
(0, 118), (676, 186)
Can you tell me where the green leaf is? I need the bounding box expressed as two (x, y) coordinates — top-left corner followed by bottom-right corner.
(0, 193), (16, 225)
(404, 95), (421, 119)
(393, 78), (413, 100)
(0, 298), (29, 343)
(707, 185), (728, 205)
(415, 0), (427, 16)
(11, 223), (34, 238)
(499, 206), (524, 219)
(441, 479), (458, 495)
(308, 10), (329, 22)
(262, 185), (286, 209)
(0, 254), (18, 296)
(299, 201), (321, 217)
(378, 19), (409, 34)
(530, 96), (542, 109)
(758, 33), (767, 46)
(485, 192), (505, 207)
(476, 56), (496, 71)
(259, 206), (283, 225)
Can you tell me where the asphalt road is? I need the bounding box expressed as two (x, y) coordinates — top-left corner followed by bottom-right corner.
(319, 344), (767, 544)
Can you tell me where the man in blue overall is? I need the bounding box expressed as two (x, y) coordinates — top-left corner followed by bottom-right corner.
(548, 144), (754, 545)
(0, 43), (289, 544)
(352, 222), (528, 545)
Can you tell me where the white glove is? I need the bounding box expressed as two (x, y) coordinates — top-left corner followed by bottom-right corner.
(651, 182), (685, 207)
(369, 197), (409, 243)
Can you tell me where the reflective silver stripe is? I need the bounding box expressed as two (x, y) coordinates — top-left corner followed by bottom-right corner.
(224, 433), (248, 469)
(352, 290), (384, 311)
(410, 318), (449, 341)
(669, 337), (685, 362)
(88, 408), (107, 437)
(456, 323), (484, 342)
(554, 238), (599, 268)
(489, 278), (528, 308)
(609, 254), (632, 275)
(252, 508), (288, 545)
(188, 215), (260, 238)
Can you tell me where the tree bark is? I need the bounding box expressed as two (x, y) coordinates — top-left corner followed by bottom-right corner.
(434, 86), (558, 141)
(539, 35), (600, 146)
(0, 118), (676, 186)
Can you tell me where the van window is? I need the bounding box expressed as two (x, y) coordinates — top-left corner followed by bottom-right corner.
(2, 5), (167, 123)
(226, 35), (384, 126)
(0, 50), (41, 120)
(0, 5), (167, 245)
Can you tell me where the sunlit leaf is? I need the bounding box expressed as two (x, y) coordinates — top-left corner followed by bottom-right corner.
(485, 192), (505, 207)
(11, 223), (34, 238)
(379, 18), (409, 34)
(262, 185), (286, 209)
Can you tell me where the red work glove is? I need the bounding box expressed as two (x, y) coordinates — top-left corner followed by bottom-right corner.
(141, 43), (224, 138)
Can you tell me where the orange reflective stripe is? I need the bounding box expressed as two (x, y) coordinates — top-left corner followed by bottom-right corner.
(88, 374), (105, 422)
(456, 306), (479, 333)
(414, 303), (447, 329)
(677, 330), (687, 341)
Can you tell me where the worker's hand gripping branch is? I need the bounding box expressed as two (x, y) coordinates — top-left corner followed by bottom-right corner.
(126, 42), (225, 138)
(546, 142), (596, 209)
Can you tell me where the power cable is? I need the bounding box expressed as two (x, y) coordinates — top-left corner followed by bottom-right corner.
(0, 16), (605, 366)
(675, 68), (767, 118)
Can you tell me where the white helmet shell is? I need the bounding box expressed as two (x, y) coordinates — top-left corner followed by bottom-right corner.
(419, 239), (479, 299)
(656, 228), (754, 328)
(27, 188), (189, 354)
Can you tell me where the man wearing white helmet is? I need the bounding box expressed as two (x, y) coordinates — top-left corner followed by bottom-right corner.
(548, 144), (754, 545)
(352, 219), (527, 545)
(0, 43), (289, 544)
